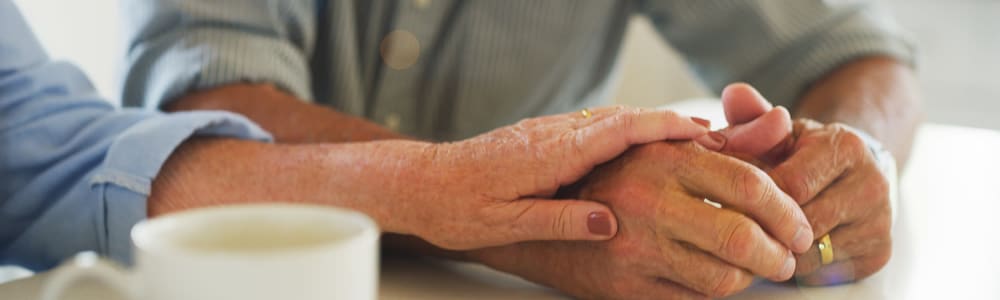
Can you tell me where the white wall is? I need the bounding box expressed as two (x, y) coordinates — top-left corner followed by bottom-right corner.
(14, 0), (122, 104)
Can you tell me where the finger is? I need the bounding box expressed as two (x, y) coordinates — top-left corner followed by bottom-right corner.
(796, 252), (892, 286)
(497, 198), (619, 243)
(696, 106), (791, 156)
(577, 105), (634, 125)
(721, 83), (773, 125)
(587, 107), (709, 142)
(659, 192), (794, 281)
(770, 123), (868, 204)
(511, 105), (630, 131)
(679, 148), (814, 253)
(556, 109), (708, 181)
(794, 215), (892, 276)
(657, 241), (757, 297)
(799, 170), (890, 240)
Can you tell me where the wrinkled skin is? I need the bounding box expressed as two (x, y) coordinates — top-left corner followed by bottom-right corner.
(383, 106), (713, 250)
(717, 85), (894, 285)
(467, 84), (813, 299)
(472, 141), (804, 299)
(768, 120), (893, 285)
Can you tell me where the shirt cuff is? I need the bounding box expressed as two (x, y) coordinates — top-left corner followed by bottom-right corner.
(88, 111), (272, 264)
(743, 5), (918, 108)
(125, 28), (313, 109)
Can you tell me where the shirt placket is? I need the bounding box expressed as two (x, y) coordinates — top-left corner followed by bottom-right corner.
(372, 0), (446, 137)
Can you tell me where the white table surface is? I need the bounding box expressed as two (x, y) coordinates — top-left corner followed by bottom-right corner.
(2, 123), (998, 299)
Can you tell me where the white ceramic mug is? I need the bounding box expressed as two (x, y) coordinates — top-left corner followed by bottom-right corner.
(41, 204), (379, 300)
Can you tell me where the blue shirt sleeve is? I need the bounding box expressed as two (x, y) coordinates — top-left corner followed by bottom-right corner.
(120, 0), (317, 109)
(0, 1), (273, 270)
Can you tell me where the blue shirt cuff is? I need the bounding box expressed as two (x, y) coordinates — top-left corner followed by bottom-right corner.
(87, 111), (272, 264)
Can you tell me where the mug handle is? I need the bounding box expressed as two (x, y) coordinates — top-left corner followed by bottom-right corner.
(41, 252), (138, 300)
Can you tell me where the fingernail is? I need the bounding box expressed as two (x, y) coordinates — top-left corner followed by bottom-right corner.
(792, 227), (812, 253)
(587, 212), (612, 236)
(708, 131), (727, 149)
(690, 117), (711, 128)
(781, 256), (796, 279)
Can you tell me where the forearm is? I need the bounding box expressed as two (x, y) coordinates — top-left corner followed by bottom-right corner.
(167, 83), (411, 143)
(165, 85), (485, 259)
(794, 56), (923, 166)
(147, 138), (430, 234)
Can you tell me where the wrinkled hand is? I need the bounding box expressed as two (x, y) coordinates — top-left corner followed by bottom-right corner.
(715, 84), (893, 285)
(768, 120), (892, 285)
(383, 106), (711, 250)
(471, 138), (813, 299)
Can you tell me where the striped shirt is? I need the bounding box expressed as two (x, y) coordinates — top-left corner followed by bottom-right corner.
(122, 0), (915, 141)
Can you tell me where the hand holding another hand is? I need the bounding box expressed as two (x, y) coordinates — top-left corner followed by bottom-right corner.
(770, 120), (893, 285)
(376, 106), (711, 250)
(465, 85), (814, 299)
(710, 83), (895, 285)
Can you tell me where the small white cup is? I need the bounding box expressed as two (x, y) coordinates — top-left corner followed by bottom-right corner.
(41, 204), (379, 300)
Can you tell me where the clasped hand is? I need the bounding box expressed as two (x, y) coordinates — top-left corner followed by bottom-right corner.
(462, 84), (892, 299)
(370, 83), (893, 299)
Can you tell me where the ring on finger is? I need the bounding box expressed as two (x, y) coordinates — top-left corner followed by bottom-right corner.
(818, 234), (834, 265)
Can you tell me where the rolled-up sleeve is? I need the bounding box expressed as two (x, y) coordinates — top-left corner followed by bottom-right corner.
(640, 1), (917, 107)
(1, 1), (272, 270)
(121, 0), (317, 109)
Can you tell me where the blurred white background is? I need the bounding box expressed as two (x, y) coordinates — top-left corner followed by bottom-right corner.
(14, 0), (122, 103)
(617, 0), (1000, 130)
(14, 0), (999, 130)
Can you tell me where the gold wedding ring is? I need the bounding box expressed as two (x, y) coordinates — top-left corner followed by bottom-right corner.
(818, 234), (834, 265)
(580, 108), (593, 119)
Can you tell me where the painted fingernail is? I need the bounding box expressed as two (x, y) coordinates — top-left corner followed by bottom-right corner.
(792, 227), (812, 253)
(691, 117), (711, 128)
(781, 256), (796, 279)
(587, 212), (612, 236)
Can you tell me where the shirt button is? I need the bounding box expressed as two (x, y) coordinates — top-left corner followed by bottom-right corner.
(414, 0), (431, 10)
(384, 113), (401, 131)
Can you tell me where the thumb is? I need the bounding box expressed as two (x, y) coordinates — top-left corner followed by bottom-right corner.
(500, 198), (619, 242)
(721, 82), (773, 125)
(696, 106), (792, 155)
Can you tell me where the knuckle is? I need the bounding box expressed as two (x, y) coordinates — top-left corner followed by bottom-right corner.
(709, 267), (750, 298)
(734, 166), (771, 207)
(614, 107), (640, 131)
(832, 125), (868, 159)
(558, 130), (587, 161)
(718, 218), (755, 262)
(786, 173), (813, 203)
(552, 204), (574, 238)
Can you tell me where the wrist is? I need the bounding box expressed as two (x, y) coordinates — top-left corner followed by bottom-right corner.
(331, 140), (441, 236)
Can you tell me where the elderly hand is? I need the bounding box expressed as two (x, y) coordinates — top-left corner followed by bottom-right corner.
(471, 136), (814, 299)
(375, 106), (712, 250)
(768, 120), (892, 285)
(714, 84), (893, 285)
